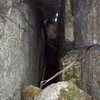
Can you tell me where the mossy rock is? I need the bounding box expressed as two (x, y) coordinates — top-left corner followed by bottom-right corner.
(58, 82), (92, 100)
(22, 85), (41, 100)
(36, 81), (92, 100)
(58, 87), (75, 100)
(61, 50), (77, 59)
(60, 50), (81, 87)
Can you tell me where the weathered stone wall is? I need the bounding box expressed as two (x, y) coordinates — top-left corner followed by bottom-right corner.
(0, 0), (45, 99)
(71, 0), (100, 99)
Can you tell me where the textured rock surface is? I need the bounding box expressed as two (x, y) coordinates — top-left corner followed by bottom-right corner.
(59, 0), (74, 55)
(0, 0), (44, 100)
(60, 50), (81, 87)
(36, 81), (92, 100)
(59, 0), (80, 82)
(22, 85), (41, 100)
(71, 0), (100, 99)
(65, 0), (74, 43)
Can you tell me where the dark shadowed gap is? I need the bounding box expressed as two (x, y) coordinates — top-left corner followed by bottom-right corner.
(28, 0), (64, 88)
(43, 18), (60, 88)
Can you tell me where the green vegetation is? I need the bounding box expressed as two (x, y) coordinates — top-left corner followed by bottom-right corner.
(64, 68), (77, 81)
(22, 85), (40, 100)
(58, 87), (75, 100)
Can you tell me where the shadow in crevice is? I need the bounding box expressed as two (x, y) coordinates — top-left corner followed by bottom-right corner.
(42, 19), (59, 88)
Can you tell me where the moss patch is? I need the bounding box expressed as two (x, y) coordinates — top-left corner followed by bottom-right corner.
(75, 80), (81, 88)
(64, 67), (77, 81)
(58, 87), (75, 100)
(22, 85), (41, 100)
(61, 50), (76, 58)
(60, 50), (81, 88)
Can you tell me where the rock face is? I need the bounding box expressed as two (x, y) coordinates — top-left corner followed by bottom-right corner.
(60, 50), (81, 87)
(59, 0), (74, 57)
(65, 0), (74, 43)
(59, 0), (79, 86)
(0, 0), (45, 99)
(71, 0), (100, 99)
(36, 81), (92, 100)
